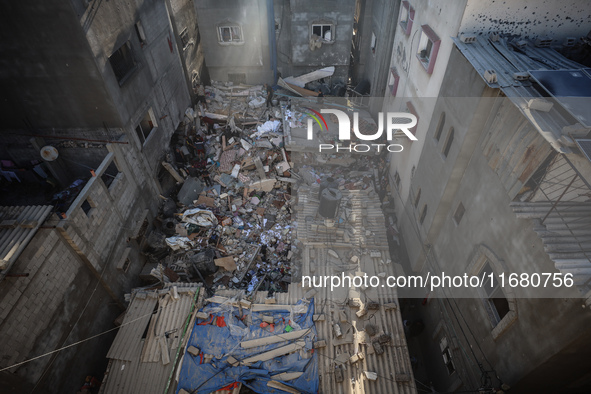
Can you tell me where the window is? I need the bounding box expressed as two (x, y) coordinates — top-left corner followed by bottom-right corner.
(439, 337), (456, 375)
(180, 28), (190, 49)
(393, 171), (401, 189)
(109, 41), (137, 85)
(135, 108), (157, 145)
(414, 188), (421, 208)
(419, 204), (427, 224)
(371, 32), (377, 54)
(434, 112), (445, 142)
(416, 25), (441, 74)
(468, 245), (517, 338)
(399, 1), (415, 36)
(453, 202), (465, 225)
(479, 262), (510, 325)
(81, 197), (96, 217)
(311, 21), (335, 43)
(218, 24), (243, 44)
(389, 67), (400, 96)
(135, 21), (146, 45)
(442, 127), (454, 157)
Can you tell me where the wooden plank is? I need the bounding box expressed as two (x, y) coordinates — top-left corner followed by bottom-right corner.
(270, 372), (304, 381)
(240, 329), (309, 349)
(267, 380), (301, 394)
(241, 341), (305, 364)
(160, 337), (170, 365)
(214, 256), (237, 272)
(251, 304), (297, 312)
(161, 162), (185, 183)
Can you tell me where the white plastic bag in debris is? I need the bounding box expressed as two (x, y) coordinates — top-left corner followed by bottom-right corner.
(182, 208), (218, 227)
(165, 236), (193, 251)
(248, 96), (265, 109)
(250, 120), (281, 139)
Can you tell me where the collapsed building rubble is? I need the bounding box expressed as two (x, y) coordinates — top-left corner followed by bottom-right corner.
(99, 85), (416, 393)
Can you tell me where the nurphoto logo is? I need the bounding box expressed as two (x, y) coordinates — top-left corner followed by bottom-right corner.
(306, 108), (418, 152)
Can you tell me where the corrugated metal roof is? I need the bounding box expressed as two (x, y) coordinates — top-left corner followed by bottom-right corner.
(453, 36), (587, 154)
(295, 183), (417, 394)
(0, 205), (53, 280)
(101, 284), (201, 394)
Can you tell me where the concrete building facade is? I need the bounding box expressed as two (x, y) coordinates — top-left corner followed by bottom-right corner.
(378, 0), (591, 391)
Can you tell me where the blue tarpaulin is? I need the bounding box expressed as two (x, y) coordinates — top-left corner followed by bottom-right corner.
(176, 297), (318, 394)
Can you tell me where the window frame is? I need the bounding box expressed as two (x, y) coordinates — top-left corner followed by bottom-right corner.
(439, 336), (456, 375)
(419, 204), (427, 225)
(310, 20), (336, 44)
(109, 41), (138, 86)
(453, 201), (465, 225)
(370, 32), (377, 55)
(399, 1), (415, 36)
(416, 25), (441, 74)
(414, 187), (421, 208)
(135, 108), (158, 146)
(217, 23), (244, 45)
(468, 245), (518, 339)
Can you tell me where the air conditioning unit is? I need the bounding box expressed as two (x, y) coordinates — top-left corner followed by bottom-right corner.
(535, 37), (553, 48)
(460, 33), (477, 44)
(489, 32), (500, 42)
(515, 40), (528, 49)
(484, 69), (497, 84)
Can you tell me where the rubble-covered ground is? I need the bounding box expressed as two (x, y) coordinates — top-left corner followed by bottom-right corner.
(142, 81), (397, 299)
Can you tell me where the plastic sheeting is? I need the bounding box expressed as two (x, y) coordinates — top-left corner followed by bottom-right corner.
(176, 298), (318, 394)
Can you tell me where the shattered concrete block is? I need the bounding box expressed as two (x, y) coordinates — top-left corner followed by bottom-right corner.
(528, 98), (553, 112)
(364, 371), (378, 381)
(262, 315), (274, 324)
(313, 340), (327, 348)
(187, 346), (200, 357)
(240, 299), (252, 308)
(349, 353), (363, 364)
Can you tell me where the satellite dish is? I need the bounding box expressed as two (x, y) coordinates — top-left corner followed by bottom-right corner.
(40, 146), (59, 161)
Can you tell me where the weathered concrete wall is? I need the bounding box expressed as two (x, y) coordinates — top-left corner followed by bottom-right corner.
(383, 0), (468, 215)
(195, 0), (273, 84)
(0, 1), (122, 130)
(461, 0), (591, 40)
(353, 0), (400, 98)
(397, 46), (591, 390)
(71, 0), (191, 169)
(285, 0), (356, 83)
(0, 144), (158, 392)
(169, 0), (210, 90)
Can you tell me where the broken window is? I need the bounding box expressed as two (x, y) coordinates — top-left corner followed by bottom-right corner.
(399, 1), (415, 36)
(135, 108), (157, 145)
(311, 23), (334, 42)
(394, 171), (401, 189)
(371, 32), (377, 54)
(416, 25), (441, 74)
(218, 25), (243, 44)
(439, 337), (456, 375)
(479, 262), (510, 325)
(109, 41), (137, 85)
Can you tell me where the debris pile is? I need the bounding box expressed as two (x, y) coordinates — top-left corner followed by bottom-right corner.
(148, 85), (296, 296)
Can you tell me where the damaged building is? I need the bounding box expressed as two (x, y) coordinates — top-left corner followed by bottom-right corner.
(1, 0), (590, 393)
